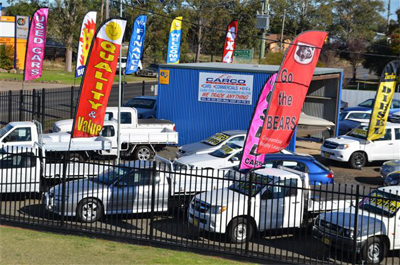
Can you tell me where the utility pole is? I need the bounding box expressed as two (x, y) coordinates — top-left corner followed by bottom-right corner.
(259, 0), (267, 60)
(280, 8), (286, 51)
(106, 0), (110, 20)
(117, 0), (122, 164)
(386, 0), (391, 34)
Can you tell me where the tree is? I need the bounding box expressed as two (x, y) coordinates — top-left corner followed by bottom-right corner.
(49, 0), (88, 72)
(4, 0), (43, 16)
(0, 45), (15, 70)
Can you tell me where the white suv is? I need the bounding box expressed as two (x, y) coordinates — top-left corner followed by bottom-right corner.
(321, 122), (400, 168)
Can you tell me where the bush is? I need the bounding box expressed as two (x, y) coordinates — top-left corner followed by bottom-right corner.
(0, 45), (14, 70)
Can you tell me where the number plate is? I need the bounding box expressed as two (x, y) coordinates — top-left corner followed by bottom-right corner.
(193, 219), (199, 227)
(322, 237), (330, 245)
(324, 152), (330, 158)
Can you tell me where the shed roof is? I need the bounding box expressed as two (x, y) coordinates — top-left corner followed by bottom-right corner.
(159, 62), (343, 76)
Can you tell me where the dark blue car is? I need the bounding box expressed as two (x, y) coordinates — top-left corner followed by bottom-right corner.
(263, 154), (334, 185)
(343, 98), (400, 115)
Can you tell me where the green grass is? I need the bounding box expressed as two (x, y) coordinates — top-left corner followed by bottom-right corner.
(0, 70), (156, 85)
(0, 225), (250, 264)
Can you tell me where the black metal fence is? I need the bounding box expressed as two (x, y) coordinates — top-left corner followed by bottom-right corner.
(0, 81), (156, 132)
(0, 150), (399, 264)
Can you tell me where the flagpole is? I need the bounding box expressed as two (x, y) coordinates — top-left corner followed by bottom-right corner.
(116, 0), (122, 164)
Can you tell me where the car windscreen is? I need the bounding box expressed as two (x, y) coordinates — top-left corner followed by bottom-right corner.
(358, 99), (374, 108)
(201, 132), (230, 146)
(95, 167), (132, 185)
(0, 124), (13, 139)
(209, 143), (241, 158)
(126, 99), (156, 109)
(229, 175), (274, 196)
(359, 190), (400, 218)
(347, 126), (367, 139)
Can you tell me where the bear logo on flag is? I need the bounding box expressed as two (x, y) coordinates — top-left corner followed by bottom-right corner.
(294, 42), (315, 65)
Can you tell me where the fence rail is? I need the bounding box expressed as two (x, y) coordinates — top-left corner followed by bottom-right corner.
(0, 149), (399, 264)
(0, 81), (156, 131)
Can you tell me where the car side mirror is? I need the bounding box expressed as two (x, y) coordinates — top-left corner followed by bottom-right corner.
(230, 157), (239, 162)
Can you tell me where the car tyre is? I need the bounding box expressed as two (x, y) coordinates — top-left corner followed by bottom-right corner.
(349, 152), (366, 169)
(134, 145), (153, 161)
(77, 198), (103, 223)
(228, 217), (253, 244)
(361, 237), (386, 264)
(67, 153), (84, 162)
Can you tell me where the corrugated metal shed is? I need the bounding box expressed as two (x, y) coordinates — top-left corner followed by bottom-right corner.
(157, 62), (343, 149)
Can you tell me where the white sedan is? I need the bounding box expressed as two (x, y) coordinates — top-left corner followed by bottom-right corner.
(174, 142), (244, 170)
(176, 130), (246, 158)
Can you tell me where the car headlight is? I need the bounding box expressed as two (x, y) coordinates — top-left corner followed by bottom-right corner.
(343, 228), (355, 238)
(390, 179), (399, 185)
(210, 206), (227, 214)
(337, 144), (349, 150)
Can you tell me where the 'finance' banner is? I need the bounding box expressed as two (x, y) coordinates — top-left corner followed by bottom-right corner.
(367, 60), (399, 141)
(24, 8), (48, 81)
(73, 18), (127, 138)
(76, 11), (97, 77)
(222, 21), (238, 63)
(240, 73), (277, 170)
(258, 31), (328, 154)
(167, 16), (182, 64)
(125, 15), (147, 74)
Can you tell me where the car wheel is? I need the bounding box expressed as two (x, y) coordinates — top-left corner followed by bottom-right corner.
(67, 153), (84, 162)
(77, 198), (103, 223)
(135, 145), (153, 161)
(361, 237), (386, 264)
(228, 217), (253, 244)
(349, 152), (366, 169)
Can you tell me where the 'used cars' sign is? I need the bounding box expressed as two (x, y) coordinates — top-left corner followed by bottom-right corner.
(198, 72), (253, 105)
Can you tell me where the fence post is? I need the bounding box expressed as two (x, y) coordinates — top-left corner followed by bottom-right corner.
(41, 88), (45, 127)
(32, 89), (36, 121)
(352, 185), (360, 265)
(70, 86), (74, 118)
(245, 171), (253, 255)
(19, 89), (23, 121)
(149, 161), (157, 241)
(8, 90), (12, 123)
(142, 80), (145, 96)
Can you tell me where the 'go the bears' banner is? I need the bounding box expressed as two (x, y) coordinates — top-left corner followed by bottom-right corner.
(240, 73), (277, 170)
(258, 31), (328, 154)
(24, 7), (48, 81)
(222, 21), (238, 63)
(76, 11), (97, 77)
(167, 16), (182, 64)
(367, 60), (399, 141)
(125, 15), (147, 74)
(72, 18), (127, 138)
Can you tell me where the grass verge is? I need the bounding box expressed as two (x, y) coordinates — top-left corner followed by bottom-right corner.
(0, 70), (156, 85)
(0, 225), (250, 264)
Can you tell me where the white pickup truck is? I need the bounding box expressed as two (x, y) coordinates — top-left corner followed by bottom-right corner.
(0, 145), (100, 194)
(188, 167), (352, 243)
(313, 186), (400, 264)
(0, 121), (112, 161)
(321, 122), (400, 168)
(52, 107), (178, 160)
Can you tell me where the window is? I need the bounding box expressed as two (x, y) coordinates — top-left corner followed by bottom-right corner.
(4, 127), (31, 142)
(120, 112), (132, 124)
(227, 136), (245, 144)
(395, 128), (400, 140)
(282, 160), (308, 173)
(0, 153), (35, 168)
(105, 112), (113, 120)
(262, 179), (298, 199)
(392, 100), (400, 109)
(118, 169), (153, 186)
(375, 129), (392, 141)
(347, 113), (371, 119)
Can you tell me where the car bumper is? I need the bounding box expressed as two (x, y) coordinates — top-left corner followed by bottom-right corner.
(320, 148), (350, 162)
(312, 226), (361, 253)
(188, 207), (223, 233)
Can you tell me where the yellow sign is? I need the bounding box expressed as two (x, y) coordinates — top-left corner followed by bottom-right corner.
(159, 69), (170, 85)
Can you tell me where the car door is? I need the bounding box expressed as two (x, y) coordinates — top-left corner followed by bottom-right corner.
(224, 150), (243, 169)
(395, 212), (400, 249)
(366, 128), (394, 161)
(1, 127), (32, 147)
(133, 169), (152, 213)
(393, 128), (400, 160)
(109, 172), (137, 214)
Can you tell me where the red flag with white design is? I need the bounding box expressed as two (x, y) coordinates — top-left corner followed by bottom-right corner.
(222, 21), (238, 63)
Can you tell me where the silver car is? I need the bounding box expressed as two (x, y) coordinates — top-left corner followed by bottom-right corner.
(381, 160), (400, 184)
(176, 130), (246, 158)
(44, 162), (169, 223)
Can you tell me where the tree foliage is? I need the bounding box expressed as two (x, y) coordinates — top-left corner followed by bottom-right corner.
(0, 45), (15, 70)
